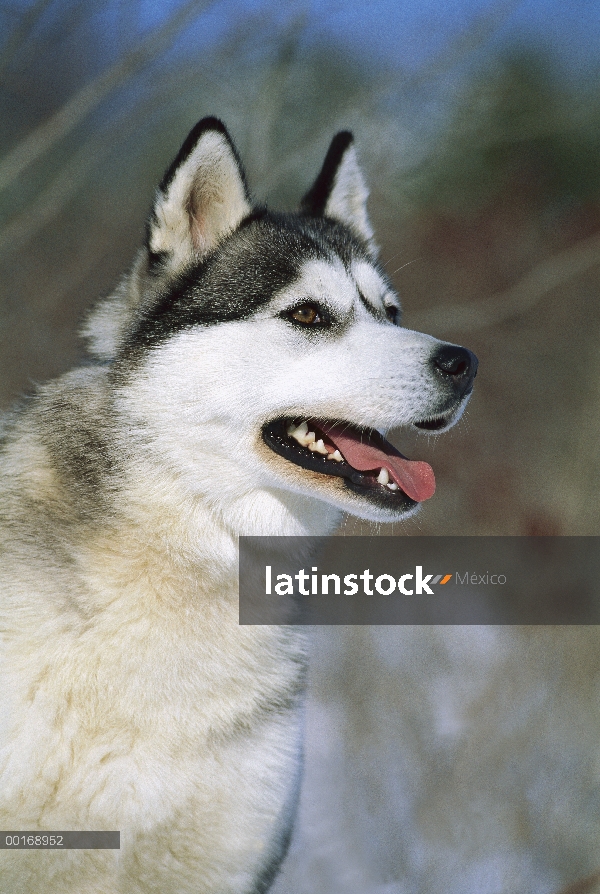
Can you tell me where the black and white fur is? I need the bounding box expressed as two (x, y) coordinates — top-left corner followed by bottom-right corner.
(0, 118), (476, 894)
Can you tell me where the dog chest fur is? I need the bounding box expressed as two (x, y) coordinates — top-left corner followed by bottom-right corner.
(0, 388), (306, 893)
(0, 117), (476, 893)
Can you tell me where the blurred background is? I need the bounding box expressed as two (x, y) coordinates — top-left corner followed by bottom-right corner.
(2, 0), (600, 535)
(2, 1), (600, 891)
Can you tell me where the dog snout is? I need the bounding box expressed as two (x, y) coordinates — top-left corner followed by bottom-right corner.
(431, 344), (478, 394)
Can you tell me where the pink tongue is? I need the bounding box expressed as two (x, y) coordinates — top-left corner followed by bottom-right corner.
(318, 423), (436, 503)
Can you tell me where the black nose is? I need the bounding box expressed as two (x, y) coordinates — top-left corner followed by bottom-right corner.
(431, 344), (478, 391)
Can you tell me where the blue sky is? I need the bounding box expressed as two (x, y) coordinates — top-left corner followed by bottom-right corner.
(304, 0), (600, 73)
(126, 0), (600, 75)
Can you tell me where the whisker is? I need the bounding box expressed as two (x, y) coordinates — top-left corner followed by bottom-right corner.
(389, 257), (422, 279)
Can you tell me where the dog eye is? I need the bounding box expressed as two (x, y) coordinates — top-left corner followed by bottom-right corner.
(287, 303), (324, 326)
(385, 305), (399, 325)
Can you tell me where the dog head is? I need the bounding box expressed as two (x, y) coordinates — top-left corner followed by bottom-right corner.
(83, 118), (477, 531)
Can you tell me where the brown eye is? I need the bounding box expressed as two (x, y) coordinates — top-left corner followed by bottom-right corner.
(290, 304), (321, 325)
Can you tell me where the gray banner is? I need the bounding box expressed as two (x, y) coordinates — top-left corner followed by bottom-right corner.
(0, 832), (120, 849)
(239, 536), (600, 624)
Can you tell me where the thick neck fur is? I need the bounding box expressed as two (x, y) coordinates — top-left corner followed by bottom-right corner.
(1, 369), (315, 744)
(1, 366), (340, 617)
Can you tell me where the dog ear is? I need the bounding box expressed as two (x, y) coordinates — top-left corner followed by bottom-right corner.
(146, 117), (252, 271)
(300, 132), (375, 248)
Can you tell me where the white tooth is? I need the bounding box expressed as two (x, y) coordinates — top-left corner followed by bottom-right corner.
(387, 482), (399, 491)
(377, 468), (389, 485)
(289, 421), (308, 438)
(328, 450), (344, 462)
(294, 434), (315, 447)
(309, 439), (328, 454)
(289, 423), (316, 446)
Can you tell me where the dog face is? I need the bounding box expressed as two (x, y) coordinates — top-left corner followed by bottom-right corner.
(85, 119), (477, 527)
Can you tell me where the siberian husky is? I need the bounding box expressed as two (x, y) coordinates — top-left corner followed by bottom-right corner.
(0, 118), (476, 893)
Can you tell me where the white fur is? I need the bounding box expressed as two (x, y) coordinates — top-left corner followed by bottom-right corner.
(0, 124), (473, 893)
(149, 130), (251, 267)
(324, 144), (375, 248)
(351, 259), (396, 311)
(115, 256), (455, 528)
(0, 251), (468, 889)
(0, 418), (308, 892)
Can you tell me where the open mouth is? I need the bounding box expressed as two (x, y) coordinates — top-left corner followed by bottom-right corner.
(262, 418), (436, 508)
(414, 416), (450, 431)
